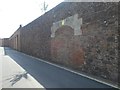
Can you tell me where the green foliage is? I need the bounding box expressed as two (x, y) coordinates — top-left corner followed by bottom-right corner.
(41, 1), (48, 13)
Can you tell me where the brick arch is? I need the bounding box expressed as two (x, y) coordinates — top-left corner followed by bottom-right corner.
(51, 25), (84, 66)
(55, 25), (74, 38)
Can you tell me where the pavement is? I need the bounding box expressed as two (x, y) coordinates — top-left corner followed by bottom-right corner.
(1, 47), (116, 88)
(0, 47), (45, 89)
(0, 47), (2, 89)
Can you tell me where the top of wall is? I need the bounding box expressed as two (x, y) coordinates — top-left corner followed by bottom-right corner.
(9, 26), (22, 39)
(11, 2), (118, 35)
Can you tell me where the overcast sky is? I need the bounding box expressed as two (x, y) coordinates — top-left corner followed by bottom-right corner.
(0, 0), (63, 38)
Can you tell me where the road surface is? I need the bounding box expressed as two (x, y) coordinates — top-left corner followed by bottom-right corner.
(4, 47), (114, 88)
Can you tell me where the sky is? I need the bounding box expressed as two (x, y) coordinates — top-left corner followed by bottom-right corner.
(0, 0), (64, 38)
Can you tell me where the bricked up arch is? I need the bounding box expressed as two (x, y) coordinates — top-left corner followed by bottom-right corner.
(51, 25), (84, 66)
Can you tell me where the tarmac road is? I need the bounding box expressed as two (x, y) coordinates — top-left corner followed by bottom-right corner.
(4, 47), (113, 88)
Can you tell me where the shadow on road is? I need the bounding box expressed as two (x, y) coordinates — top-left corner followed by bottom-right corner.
(4, 71), (28, 86)
(10, 71), (28, 86)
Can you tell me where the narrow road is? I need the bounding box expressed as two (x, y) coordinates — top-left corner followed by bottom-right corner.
(4, 47), (113, 88)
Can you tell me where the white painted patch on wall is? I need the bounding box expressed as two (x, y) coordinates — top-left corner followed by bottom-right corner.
(51, 14), (82, 38)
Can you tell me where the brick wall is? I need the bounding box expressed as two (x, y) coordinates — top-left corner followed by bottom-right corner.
(10, 2), (118, 84)
(9, 26), (21, 51)
(50, 2), (118, 84)
(2, 38), (9, 47)
(20, 16), (51, 60)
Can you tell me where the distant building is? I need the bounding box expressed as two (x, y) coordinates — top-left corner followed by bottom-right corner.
(0, 38), (3, 47)
(2, 38), (9, 47)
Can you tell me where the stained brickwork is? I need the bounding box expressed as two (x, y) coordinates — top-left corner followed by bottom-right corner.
(50, 2), (118, 84)
(51, 25), (85, 66)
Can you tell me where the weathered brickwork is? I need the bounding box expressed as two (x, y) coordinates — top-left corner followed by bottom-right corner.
(5, 2), (118, 85)
(20, 17), (51, 60)
(51, 25), (85, 66)
(2, 38), (9, 47)
(9, 26), (21, 51)
(81, 20), (118, 83)
(50, 2), (118, 84)
(51, 14), (82, 37)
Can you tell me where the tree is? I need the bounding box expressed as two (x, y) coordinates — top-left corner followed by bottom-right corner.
(41, 1), (48, 13)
